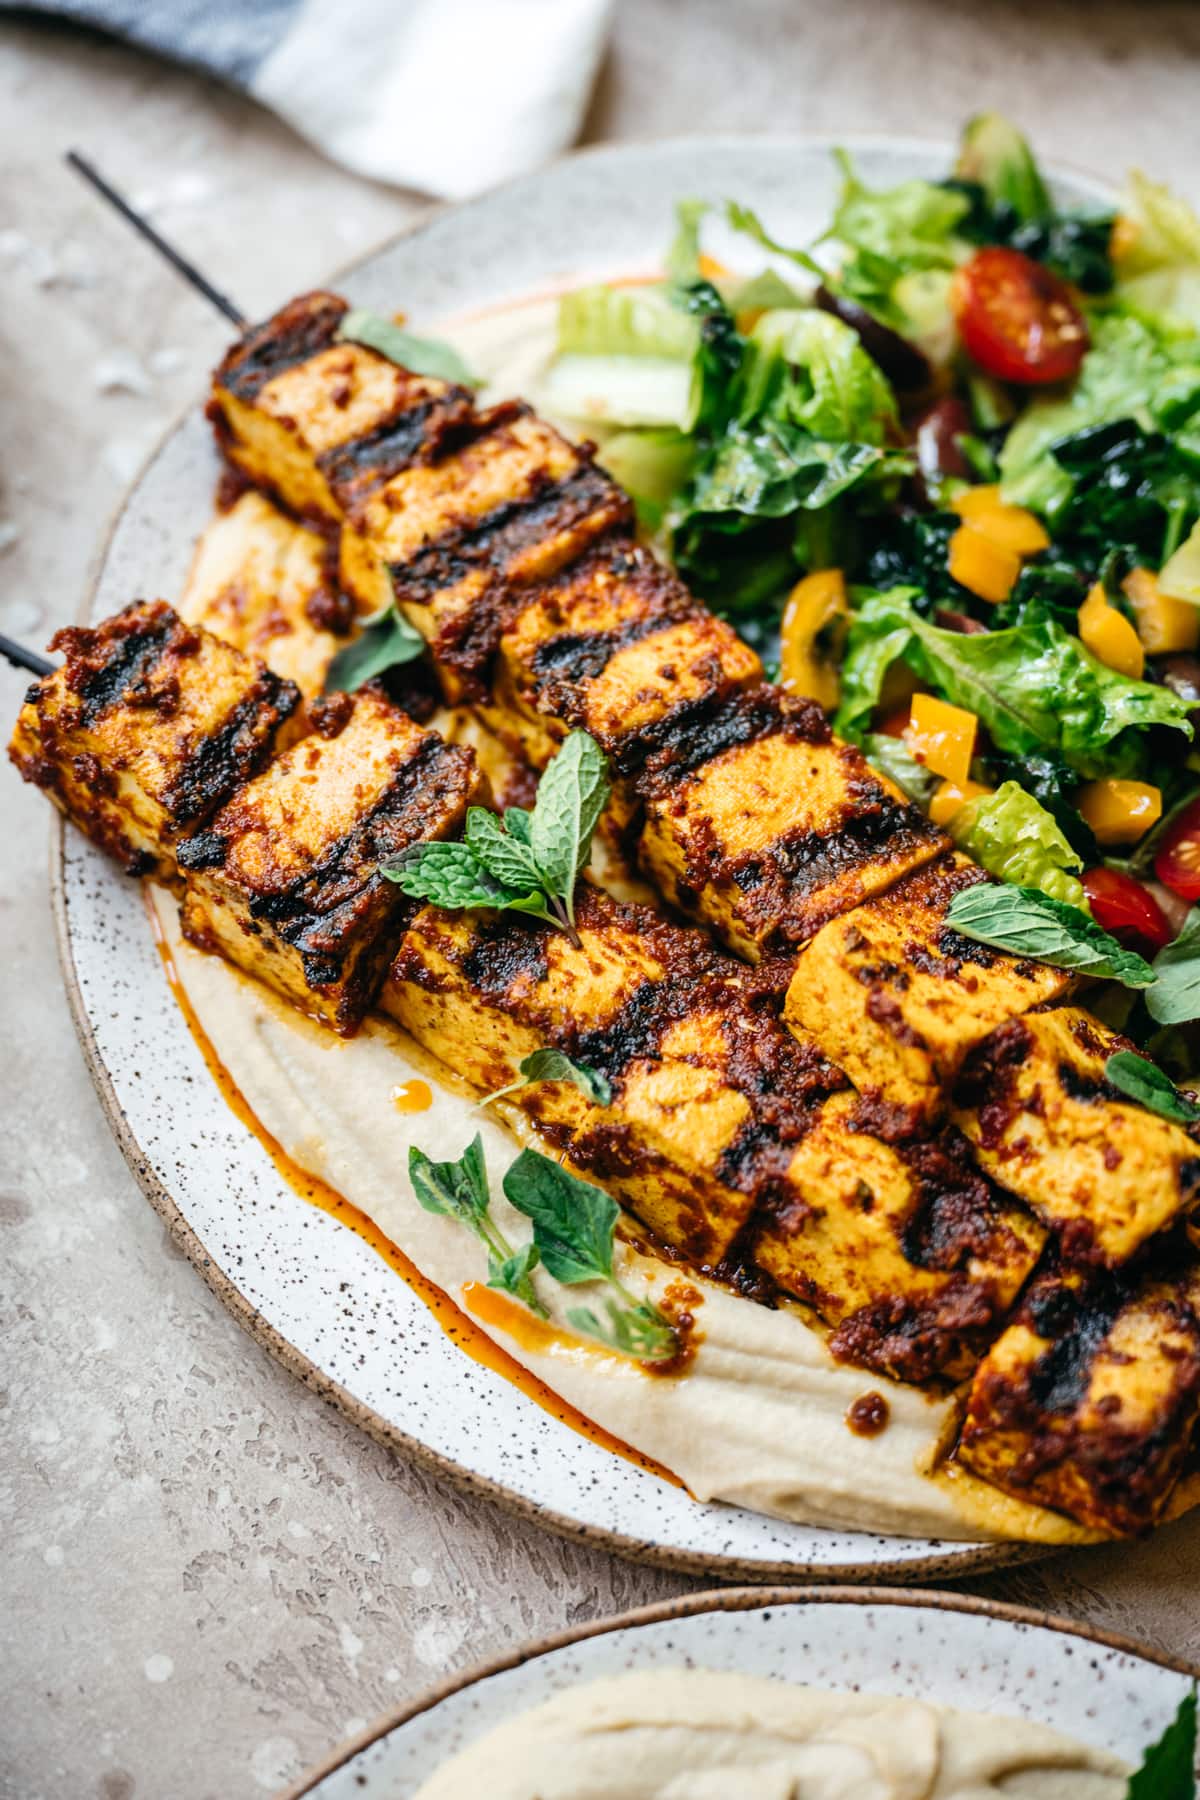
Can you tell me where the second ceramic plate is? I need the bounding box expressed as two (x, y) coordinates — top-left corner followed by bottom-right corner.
(288, 1586), (1198, 1797)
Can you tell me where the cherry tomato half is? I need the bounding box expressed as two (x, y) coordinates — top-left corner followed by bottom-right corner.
(951, 247), (1089, 386)
(1154, 794), (1200, 903)
(1082, 866), (1174, 953)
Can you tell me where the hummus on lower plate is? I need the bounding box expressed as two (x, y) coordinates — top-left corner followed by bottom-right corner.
(410, 1669), (1126, 1799)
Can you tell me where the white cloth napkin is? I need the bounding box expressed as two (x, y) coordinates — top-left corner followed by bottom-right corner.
(6, 0), (614, 197)
(252, 0), (614, 196)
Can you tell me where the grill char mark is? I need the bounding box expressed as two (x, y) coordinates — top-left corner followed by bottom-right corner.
(217, 291), (347, 402)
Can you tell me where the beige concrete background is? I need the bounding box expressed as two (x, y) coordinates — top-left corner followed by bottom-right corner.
(2, 4), (1199, 1795)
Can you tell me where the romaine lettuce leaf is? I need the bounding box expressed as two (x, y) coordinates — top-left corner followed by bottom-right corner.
(835, 587), (1194, 776)
(820, 150), (970, 325)
(1114, 171), (1200, 334)
(948, 781), (1085, 907)
(739, 309), (898, 445)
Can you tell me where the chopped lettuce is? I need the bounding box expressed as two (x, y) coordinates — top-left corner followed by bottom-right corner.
(835, 587), (1194, 778)
(1114, 171), (1200, 334)
(862, 732), (939, 804)
(596, 428), (696, 523)
(738, 309), (897, 444)
(948, 781), (1086, 907)
(1000, 314), (1200, 515)
(543, 283), (701, 428)
(826, 151), (970, 274)
(955, 113), (1051, 226)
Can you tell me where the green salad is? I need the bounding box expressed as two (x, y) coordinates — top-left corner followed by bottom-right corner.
(540, 115), (1200, 1082)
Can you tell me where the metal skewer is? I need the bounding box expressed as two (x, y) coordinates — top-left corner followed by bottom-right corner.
(66, 149), (249, 331)
(0, 634), (53, 678)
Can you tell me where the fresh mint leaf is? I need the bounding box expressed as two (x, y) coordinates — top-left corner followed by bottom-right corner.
(1105, 1051), (1200, 1124)
(1148, 908), (1200, 1027)
(337, 308), (479, 387)
(502, 1149), (678, 1363)
(324, 603), (425, 693)
(487, 1242), (541, 1301)
(465, 807), (543, 893)
(383, 841), (537, 914)
(408, 1136), (546, 1317)
(945, 885), (1156, 986)
(1126, 1690), (1196, 1800)
(566, 1299), (677, 1362)
(502, 1149), (618, 1285)
(408, 1135), (490, 1227)
(481, 1049), (613, 1111)
(528, 730), (610, 925)
(387, 733), (609, 939)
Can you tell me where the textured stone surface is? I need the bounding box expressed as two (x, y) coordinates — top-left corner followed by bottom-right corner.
(1, 6), (1198, 1797)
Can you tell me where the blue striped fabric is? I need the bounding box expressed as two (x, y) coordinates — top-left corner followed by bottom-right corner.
(4, 0), (303, 84)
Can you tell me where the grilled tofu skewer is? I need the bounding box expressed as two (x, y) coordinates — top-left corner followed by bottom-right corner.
(12, 601), (1200, 1535)
(205, 299), (1200, 1257)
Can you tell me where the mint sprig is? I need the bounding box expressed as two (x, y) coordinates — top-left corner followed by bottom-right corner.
(1105, 1051), (1200, 1125)
(481, 1048), (613, 1111)
(324, 602), (425, 693)
(1126, 1690), (1196, 1799)
(502, 1149), (677, 1362)
(945, 884), (1156, 987)
(406, 1137), (677, 1363)
(337, 308), (480, 387)
(384, 731), (611, 945)
(408, 1136), (546, 1316)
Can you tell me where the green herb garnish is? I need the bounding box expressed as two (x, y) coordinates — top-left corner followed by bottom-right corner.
(385, 731), (610, 944)
(1147, 908), (1200, 1028)
(502, 1149), (677, 1362)
(945, 884), (1156, 986)
(1105, 1050), (1200, 1125)
(408, 1135), (545, 1316)
(337, 307), (480, 387)
(481, 1049), (613, 1111)
(324, 602), (425, 693)
(1126, 1690), (1197, 1799)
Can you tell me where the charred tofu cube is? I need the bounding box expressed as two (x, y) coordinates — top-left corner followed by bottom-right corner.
(784, 854), (1072, 1131)
(8, 600), (299, 878)
(957, 1258), (1200, 1536)
(635, 695), (946, 961)
(338, 408), (631, 699)
(753, 1093), (1045, 1382)
(177, 691), (482, 1031)
(180, 491), (354, 697)
(954, 1008), (1200, 1266)
(497, 539), (761, 769)
(382, 885), (840, 1266)
(210, 291), (474, 526)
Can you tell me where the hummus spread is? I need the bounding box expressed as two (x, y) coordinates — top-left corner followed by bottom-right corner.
(410, 1670), (1126, 1799)
(151, 889), (1102, 1545)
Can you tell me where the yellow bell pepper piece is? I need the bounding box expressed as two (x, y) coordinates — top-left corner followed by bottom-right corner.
(953, 484), (1050, 556)
(1122, 565), (1200, 654)
(949, 524), (1022, 604)
(1076, 778), (1162, 846)
(1077, 582), (1145, 680)
(780, 569), (848, 711)
(907, 692), (979, 787)
(928, 776), (991, 827)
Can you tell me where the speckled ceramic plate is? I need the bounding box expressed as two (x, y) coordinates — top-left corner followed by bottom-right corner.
(286, 1586), (1199, 1796)
(55, 137), (1118, 1582)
